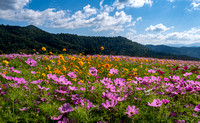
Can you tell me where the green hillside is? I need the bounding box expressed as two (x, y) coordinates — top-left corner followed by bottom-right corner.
(0, 24), (199, 61)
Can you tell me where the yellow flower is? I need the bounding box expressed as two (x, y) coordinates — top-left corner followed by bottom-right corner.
(33, 49), (36, 51)
(43, 57), (47, 60)
(47, 55), (51, 59)
(78, 61), (84, 66)
(49, 51), (53, 55)
(42, 47), (46, 51)
(114, 57), (120, 61)
(107, 73), (111, 77)
(79, 80), (84, 83)
(74, 69), (79, 72)
(132, 68), (137, 72)
(62, 48), (66, 51)
(59, 55), (65, 61)
(104, 63), (110, 70)
(3, 60), (9, 65)
(57, 60), (62, 65)
(100, 46), (104, 50)
(124, 68), (129, 73)
(133, 72), (137, 76)
(71, 57), (76, 61)
(62, 65), (66, 71)
(3, 71), (7, 75)
(42, 73), (46, 77)
(104, 57), (109, 61)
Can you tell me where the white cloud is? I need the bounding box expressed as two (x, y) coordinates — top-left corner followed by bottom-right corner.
(51, 10), (133, 33)
(0, 8), (66, 25)
(0, 0), (137, 33)
(92, 11), (132, 32)
(83, 5), (97, 17)
(191, 0), (200, 10)
(127, 27), (200, 45)
(100, 0), (104, 10)
(168, 0), (174, 2)
(145, 24), (174, 32)
(0, 0), (31, 10)
(126, 17), (142, 27)
(113, 0), (153, 10)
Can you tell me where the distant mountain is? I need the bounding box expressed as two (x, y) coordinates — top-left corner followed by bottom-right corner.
(0, 24), (199, 61)
(166, 43), (200, 47)
(146, 44), (200, 58)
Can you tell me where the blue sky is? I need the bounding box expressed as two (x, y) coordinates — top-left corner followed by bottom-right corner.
(0, 0), (200, 46)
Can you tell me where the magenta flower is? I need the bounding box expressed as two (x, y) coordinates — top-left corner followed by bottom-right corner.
(148, 99), (163, 107)
(148, 69), (156, 73)
(51, 115), (63, 120)
(109, 68), (118, 74)
(89, 67), (98, 76)
(38, 85), (49, 91)
(114, 78), (125, 87)
(194, 104), (200, 112)
(58, 103), (74, 114)
(183, 72), (192, 76)
(162, 99), (170, 104)
(171, 111), (177, 117)
(197, 75), (200, 79)
(19, 107), (29, 111)
(125, 105), (139, 117)
(178, 120), (185, 123)
(25, 58), (37, 67)
(67, 72), (77, 78)
(193, 113), (198, 117)
(102, 100), (117, 109)
(31, 71), (36, 74)
(69, 86), (78, 91)
(58, 117), (67, 123)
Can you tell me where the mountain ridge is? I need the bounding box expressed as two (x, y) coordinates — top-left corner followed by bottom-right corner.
(146, 44), (200, 59)
(0, 24), (199, 61)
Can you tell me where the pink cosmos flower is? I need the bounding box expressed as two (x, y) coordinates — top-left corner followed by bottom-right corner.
(89, 67), (98, 76)
(197, 75), (200, 79)
(31, 71), (36, 74)
(38, 85), (49, 91)
(58, 103), (74, 114)
(58, 117), (67, 123)
(67, 72), (77, 78)
(148, 69), (156, 73)
(193, 113), (198, 117)
(178, 120), (185, 123)
(162, 99), (170, 104)
(51, 115), (63, 120)
(102, 100), (117, 109)
(25, 58), (37, 67)
(125, 105), (139, 117)
(183, 72), (192, 77)
(109, 68), (118, 74)
(194, 104), (200, 112)
(19, 107), (29, 111)
(148, 99), (163, 107)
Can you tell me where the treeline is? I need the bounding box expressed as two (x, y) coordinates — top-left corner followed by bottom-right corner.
(0, 24), (199, 61)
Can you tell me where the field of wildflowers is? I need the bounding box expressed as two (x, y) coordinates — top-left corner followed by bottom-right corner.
(1, 47), (200, 123)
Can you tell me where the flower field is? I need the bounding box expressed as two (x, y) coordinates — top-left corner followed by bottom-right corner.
(1, 50), (200, 122)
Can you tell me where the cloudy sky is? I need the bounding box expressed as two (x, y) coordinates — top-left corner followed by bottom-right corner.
(0, 0), (200, 46)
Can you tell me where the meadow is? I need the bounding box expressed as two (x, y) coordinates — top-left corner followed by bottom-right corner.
(0, 47), (200, 123)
